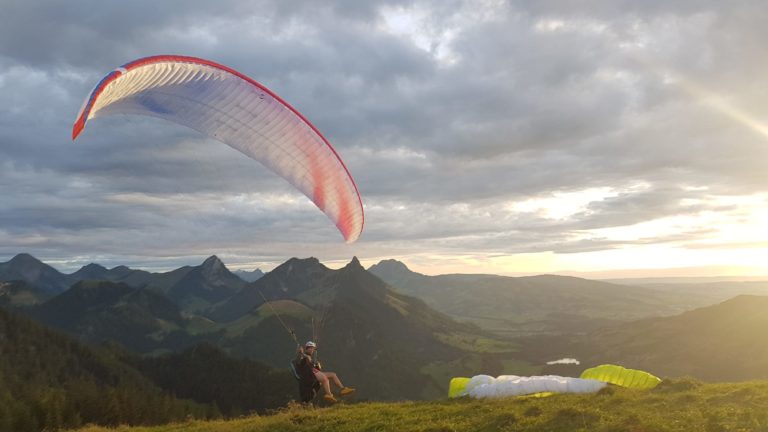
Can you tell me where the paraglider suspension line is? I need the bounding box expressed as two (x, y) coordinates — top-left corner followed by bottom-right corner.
(255, 287), (298, 345)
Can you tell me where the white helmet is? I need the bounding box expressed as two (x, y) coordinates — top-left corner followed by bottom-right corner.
(305, 341), (317, 348)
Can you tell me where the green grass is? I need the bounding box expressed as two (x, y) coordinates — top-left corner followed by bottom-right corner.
(420, 355), (485, 398)
(185, 315), (219, 335)
(386, 294), (411, 316)
(68, 379), (768, 432)
(222, 300), (315, 337)
(498, 359), (542, 376)
(433, 331), (515, 353)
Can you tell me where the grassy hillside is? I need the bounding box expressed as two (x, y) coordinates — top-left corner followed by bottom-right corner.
(69, 379), (768, 432)
(0, 280), (50, 307)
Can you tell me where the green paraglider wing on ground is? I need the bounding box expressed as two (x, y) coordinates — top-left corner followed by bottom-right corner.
(580, 364), (661, 389)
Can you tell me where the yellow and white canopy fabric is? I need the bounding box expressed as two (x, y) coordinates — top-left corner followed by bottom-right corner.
(73, 55), (364, 243)
(449, 365), (662, 398)
(449, 374), (606, 399)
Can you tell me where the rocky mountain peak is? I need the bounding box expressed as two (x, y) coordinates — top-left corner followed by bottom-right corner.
(201, 255), (225, 269)
(1, 253), (70, 295)
(9, 253), (45, 268)
(368, 259), (415, 280)
(344, 256), (363, 270)
(198, 255), (234, 279)
(273, 257), (323, 275)
(72, 263), (109, 277)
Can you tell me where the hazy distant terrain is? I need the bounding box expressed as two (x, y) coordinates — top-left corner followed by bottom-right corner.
(606, 276), (768, 284)
(622, 280), (768, 303)
(368, 259), (766, 336)
(233, 269), (265, 282)
(577, 295), (768, 381)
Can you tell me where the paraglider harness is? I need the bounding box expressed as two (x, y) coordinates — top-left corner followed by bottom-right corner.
(291, 343), (322, 403)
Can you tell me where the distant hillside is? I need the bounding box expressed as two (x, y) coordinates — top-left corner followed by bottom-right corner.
(631, 280), (768, 304)
(0, 280), (50, 307)
(368, 260), (698, 336)
(32, 280), (193, 353)
(234, 268), (265, 282)
(105, 265), (193, 293)
(0, 307), (215, 432)
(67, 255), (245, 313)
(578, 295), (768, 381)
(71, 262), (110, 280)
(606, 276), (768, 284)
(0, 253), (73, 294)
(69, 262), (192, 293)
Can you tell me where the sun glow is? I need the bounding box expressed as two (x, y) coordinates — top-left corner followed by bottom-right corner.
(672, 74), (768, 140)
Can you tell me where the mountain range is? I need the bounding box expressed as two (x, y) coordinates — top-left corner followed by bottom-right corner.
(5, 253), (765, 335)
(2, 252), (768, 401)
(211, 257), (497, 399)
(0, 254), (507, 400)
(0, 254), (249, 313)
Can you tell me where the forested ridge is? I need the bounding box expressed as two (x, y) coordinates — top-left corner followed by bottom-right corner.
(0, 308), (292, 431)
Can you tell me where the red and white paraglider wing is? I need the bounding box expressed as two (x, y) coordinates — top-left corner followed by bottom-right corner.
(73, 55), (364, 243)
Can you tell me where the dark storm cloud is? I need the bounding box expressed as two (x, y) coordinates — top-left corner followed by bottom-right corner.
(0, 0), (253, 69)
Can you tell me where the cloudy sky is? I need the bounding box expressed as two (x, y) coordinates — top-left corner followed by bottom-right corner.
(2, 0), (767, 277)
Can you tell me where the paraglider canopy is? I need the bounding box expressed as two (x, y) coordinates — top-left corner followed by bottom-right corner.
(580, 364), (661, 390)
(73, 55), (364, 243)
(449, 365), (662, 399)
